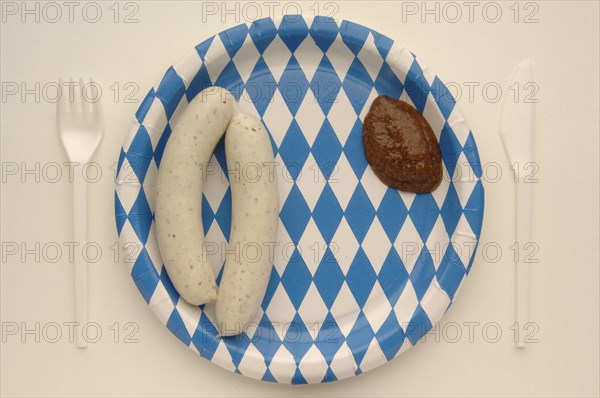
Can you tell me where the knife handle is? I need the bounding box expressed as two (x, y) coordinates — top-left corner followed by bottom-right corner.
(515, 179), (533, 347)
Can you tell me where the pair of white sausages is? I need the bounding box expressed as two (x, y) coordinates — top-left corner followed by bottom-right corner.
(155, 87), (278, 336)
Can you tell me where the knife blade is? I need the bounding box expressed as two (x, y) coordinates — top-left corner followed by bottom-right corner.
(498, 60), (535, 348)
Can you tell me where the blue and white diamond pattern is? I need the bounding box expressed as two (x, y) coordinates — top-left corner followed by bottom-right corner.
(115, 15), (484, 384)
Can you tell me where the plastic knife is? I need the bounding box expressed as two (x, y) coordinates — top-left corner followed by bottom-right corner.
(499, 60), (535, 348)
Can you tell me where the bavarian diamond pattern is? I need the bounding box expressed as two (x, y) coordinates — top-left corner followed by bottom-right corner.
(115, 16), (484, 384)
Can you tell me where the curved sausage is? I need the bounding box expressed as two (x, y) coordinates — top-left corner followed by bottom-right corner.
(216, 113), (279, 336)
(155, 87), (234, 305)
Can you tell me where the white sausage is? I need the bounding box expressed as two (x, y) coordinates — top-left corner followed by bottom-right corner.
(155, 87), (234, 305)
(216, 114), (279, 336)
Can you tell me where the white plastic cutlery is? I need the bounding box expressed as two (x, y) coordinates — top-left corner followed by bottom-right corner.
(57, 78), (104, 348)
(498, 61), (535, 348)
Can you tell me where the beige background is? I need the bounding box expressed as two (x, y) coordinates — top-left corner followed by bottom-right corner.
(1, 1), (599, 397)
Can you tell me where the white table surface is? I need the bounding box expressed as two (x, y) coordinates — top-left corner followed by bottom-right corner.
(1, 1), (599, 397)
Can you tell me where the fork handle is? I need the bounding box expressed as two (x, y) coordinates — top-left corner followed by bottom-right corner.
(73, 175), (88, 348)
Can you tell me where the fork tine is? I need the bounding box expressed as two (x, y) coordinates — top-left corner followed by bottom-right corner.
(79, 78), (87, 113)
(89, 78), (103, 122)
(69, 77), (79, 114)
(57, 77), (67, 119)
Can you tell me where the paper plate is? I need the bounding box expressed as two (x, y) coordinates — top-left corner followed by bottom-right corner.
(114, 15), (484, 384)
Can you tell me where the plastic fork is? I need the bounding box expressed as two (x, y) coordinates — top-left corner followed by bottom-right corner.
(57, 78), (103, 348)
